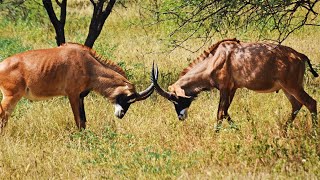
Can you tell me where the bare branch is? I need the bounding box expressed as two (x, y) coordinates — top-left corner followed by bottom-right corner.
(143, 0), (320, 52)
(54, 0), (61, 6)
(90, 0), (96, 7)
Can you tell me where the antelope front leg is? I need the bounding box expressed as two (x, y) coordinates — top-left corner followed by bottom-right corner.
(68, 95), (86, 130)
(215, 90), (229, 132)
(79, 96), (86, 129)
(283, 90), (302, 132)
(215, 89), (237, 132)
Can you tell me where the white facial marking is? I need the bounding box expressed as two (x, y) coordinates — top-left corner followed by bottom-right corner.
(127, 98), (136, 103)
(293, 110), (300, 115)
(114, 104), (124, 118)
(179, 108), (188, 120)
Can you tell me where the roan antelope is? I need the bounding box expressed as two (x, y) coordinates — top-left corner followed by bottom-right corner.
(152, 38), (318, 132)
(0, 43), (154, 131)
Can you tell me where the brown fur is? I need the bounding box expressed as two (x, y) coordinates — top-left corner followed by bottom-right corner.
(171, 39), (318, 130)
(179, 38), (240, 77)
(0, 43), (137, 130)
(61, 43), (127, 78)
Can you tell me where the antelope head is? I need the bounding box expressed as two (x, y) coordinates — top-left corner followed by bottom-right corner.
(151, 63), (195, 120)
(113, 80), (154, 119)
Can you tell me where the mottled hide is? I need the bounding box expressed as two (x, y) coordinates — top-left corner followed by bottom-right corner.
(153, 38), (318, 131)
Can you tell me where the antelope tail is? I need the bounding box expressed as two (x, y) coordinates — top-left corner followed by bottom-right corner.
(302, 54), (319, 77)
(304, 55), (319, 77)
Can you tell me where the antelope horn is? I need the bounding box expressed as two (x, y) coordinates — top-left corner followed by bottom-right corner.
(134, 63), (157, 101)
(135, 83), (154, 101)
(152, 62), (176, 101)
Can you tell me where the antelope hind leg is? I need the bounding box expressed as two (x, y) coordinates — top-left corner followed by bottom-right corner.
(0, 110), (9, 133)
(0, 95), (22, 133)
(283, 88), (317, 135)
(283, 90), (303, 132)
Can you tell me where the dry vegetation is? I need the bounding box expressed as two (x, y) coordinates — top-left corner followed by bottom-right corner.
(0, 1), (319, 179)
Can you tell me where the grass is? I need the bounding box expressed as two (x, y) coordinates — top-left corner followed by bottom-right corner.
(0, 1), (319, 179)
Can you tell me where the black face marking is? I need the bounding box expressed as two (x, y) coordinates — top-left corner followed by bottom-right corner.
(115, 94), (135, 118)
(172, 96), (194, 120)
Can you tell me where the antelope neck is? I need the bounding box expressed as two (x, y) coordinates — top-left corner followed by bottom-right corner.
(91, 62), (131, 100)
(175, 62), (212, 95)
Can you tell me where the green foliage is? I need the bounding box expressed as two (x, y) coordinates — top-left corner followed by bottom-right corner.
(143, 0), (320, 49)
(0, 0), (46, 24)
(0, 38), (31, 61)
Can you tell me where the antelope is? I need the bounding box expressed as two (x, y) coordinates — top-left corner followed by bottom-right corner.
(152, 38), (318, 132)
(0, 43), (155, 131)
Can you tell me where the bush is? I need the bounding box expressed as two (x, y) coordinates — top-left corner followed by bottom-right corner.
(0, 0), (47, 24)
(0, 38), (31, 61)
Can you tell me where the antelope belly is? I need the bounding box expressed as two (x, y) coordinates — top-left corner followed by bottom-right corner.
(24, 87), (61, 101)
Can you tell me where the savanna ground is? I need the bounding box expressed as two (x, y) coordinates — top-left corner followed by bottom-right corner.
(0, 1), (319, 179)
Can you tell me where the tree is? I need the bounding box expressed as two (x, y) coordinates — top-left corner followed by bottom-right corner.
(85, 0), (116, 48)
(146, 0), (320, 51)
(42, 0), (116, 47)
(42, 0), (66, 46)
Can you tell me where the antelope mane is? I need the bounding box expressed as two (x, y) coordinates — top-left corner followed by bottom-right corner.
(179, 38), (240, 77)
(61, 43), (127, 78)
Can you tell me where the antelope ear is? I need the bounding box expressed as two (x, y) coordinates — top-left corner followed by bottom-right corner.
(127, 97), (136, 103)
(175, 87), (187, 97)
(169, 85), (191, 98)
(168, 85), (174, 92)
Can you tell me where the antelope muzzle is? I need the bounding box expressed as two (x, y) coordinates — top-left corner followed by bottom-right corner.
(151, 63), (194, 121)
(114, 80), (155, 119)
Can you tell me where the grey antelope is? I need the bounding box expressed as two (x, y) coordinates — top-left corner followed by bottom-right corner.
(0, 43), (154, 131)
(152, 38), (318, 131)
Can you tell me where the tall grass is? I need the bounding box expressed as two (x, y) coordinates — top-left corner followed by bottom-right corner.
(0, 1), (319, 179)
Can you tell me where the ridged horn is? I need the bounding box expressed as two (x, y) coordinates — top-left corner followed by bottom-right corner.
(151, 62), (176, 101)
(135, 83), (154, 101)
(134, 64), (156, 101)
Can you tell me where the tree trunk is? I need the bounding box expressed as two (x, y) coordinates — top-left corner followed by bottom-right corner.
(85, 0), (116, 48)
(42, 0), (67, 46)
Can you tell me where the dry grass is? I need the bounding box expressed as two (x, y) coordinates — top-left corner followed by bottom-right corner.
(0, 2), (319, 179)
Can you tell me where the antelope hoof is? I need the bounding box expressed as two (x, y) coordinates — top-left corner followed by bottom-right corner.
(214, 123), (222, 133)
(115, 111), (125, 119)
(178, 109), (188, 121)
(178, 114), (186, 121)
(0, 122), (7, 134)
(229, 122), (239, 130)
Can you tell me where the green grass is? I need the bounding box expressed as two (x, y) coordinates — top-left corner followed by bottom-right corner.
(0, 1), (319, 179)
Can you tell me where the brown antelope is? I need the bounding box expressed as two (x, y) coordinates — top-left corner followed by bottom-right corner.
(152, 38), (318, 132)
(0, 43), (155, 131)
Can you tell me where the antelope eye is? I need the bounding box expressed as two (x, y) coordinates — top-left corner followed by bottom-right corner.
(116, 94), (136, 104)
(116, 94), (127, 103)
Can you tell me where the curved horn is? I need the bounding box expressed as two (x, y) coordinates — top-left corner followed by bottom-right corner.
(135, 83), (154, 101)
(134, 63), (158, 101)
(152, 62), (176, 101)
